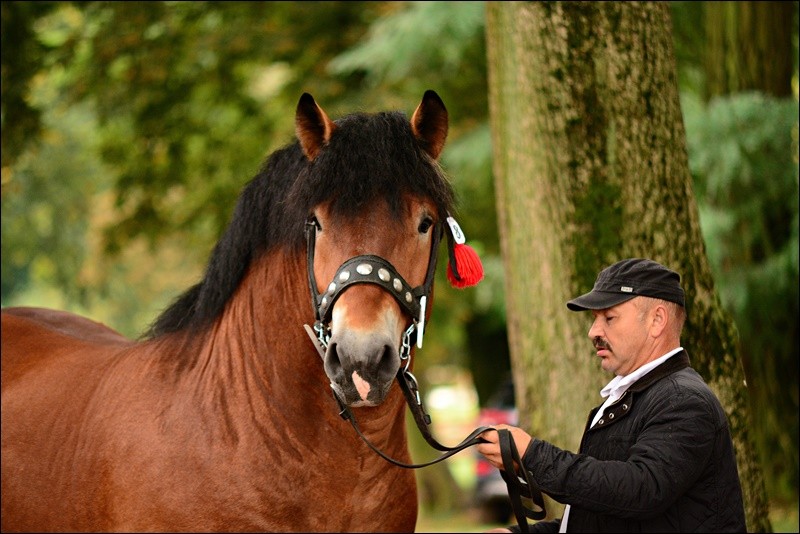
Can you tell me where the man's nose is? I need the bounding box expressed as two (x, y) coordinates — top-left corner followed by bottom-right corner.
(587, 317), (602, 338)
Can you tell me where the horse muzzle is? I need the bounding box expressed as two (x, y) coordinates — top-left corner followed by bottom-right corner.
(324, 329), (400, 406)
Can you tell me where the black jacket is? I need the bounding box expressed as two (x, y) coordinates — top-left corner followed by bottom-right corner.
(519, 351), (746, 533)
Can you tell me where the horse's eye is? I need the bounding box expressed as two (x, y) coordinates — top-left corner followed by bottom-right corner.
(418, 217), (433, 234)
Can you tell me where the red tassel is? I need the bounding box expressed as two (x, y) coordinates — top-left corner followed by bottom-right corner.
(447, 243), (484, 288)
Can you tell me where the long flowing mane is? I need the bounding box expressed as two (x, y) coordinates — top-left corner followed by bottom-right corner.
(145, 110), (456, 338)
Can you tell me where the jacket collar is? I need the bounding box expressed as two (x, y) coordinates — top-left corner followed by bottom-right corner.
(626, 350), (690, 394)
(586, 350), (690, 432)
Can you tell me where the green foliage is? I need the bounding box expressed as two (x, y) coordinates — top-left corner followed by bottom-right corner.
(4, 1), (387, 254)
(684, 92), (798, 316)
(683, 90), (799, 500)
(0, 1), (60, 169)
(1, 102), (105, 304)
(329, 1), (485, 87)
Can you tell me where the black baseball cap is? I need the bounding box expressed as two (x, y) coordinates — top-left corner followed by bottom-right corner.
(567, 258), (686, 311)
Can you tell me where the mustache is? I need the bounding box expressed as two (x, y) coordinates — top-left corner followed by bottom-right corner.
(593, 337), (611, 351)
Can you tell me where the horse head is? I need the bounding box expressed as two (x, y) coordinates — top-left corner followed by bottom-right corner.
(295, 90), (451, 407)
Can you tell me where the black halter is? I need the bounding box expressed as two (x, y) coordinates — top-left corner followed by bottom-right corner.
(302, 216), (545, 531)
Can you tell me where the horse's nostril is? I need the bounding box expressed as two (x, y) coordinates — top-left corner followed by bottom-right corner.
(324, 342), (344, 379)
(376, 344), (398, 381)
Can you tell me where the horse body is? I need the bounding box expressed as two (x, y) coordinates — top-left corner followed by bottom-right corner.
(2, 91), (454, 532)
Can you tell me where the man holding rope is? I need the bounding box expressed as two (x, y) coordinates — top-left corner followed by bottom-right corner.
(478, 258), (746, 533)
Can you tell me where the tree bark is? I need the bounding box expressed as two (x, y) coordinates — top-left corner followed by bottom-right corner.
(704, 1), (794, 98)
(485, 2), (770, 530)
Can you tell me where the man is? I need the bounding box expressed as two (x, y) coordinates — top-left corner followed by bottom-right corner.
(478, 258), (746, 532)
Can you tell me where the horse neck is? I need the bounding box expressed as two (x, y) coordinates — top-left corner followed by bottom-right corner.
(165, 247), (408, 447)
(234, 248), (411, 451)
(187, 247), (322, 399)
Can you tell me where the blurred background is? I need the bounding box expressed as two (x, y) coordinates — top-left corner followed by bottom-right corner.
(2, 1), (797, 531)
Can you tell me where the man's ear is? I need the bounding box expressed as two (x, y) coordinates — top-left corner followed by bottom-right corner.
(649, 304), (669, 338)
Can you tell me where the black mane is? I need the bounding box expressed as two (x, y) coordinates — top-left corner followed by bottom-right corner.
(144, 110), (455, 338)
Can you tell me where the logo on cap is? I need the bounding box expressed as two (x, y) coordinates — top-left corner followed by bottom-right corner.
(620, 286), (633, 293)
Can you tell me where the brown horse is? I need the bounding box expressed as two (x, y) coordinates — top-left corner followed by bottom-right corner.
(1, 91), (472, 532)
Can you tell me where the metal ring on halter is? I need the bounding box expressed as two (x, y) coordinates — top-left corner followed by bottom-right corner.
(400, 323), (415, 372)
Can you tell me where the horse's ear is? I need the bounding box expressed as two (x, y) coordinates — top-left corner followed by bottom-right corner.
(411, 90), (448, 160)
(296, 93), (337, 161)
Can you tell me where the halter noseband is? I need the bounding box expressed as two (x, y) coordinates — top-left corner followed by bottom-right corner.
(304, 217), (442, 351)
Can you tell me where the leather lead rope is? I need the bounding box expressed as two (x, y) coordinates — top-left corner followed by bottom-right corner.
(498, 428), (547, 530)
(336, 388), (547, 531)
(304, 324), (546, 531)
(398, 373), (546, 527)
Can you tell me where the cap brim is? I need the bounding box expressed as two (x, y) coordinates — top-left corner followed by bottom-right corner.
(567, 291), (636, 311)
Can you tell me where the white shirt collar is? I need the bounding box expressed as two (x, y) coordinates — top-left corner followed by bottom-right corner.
(600, 346), (684, 400)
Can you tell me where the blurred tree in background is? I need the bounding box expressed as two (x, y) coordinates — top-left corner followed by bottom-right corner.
(2, 0), (797, 524)
(673, 0), (799, 515)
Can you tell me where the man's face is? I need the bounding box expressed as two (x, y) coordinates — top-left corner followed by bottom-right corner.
(587, 298), (650, 376)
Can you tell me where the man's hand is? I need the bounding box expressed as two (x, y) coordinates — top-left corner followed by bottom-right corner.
(476, 424), (532, 470)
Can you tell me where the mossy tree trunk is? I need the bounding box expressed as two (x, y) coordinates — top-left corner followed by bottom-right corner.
(704, 0), (794, 99)
(485, 2), (770, 530)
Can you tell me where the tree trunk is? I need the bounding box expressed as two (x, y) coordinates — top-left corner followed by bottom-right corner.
(485, 2), (770, 530)
(704, 1), (794, 98)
